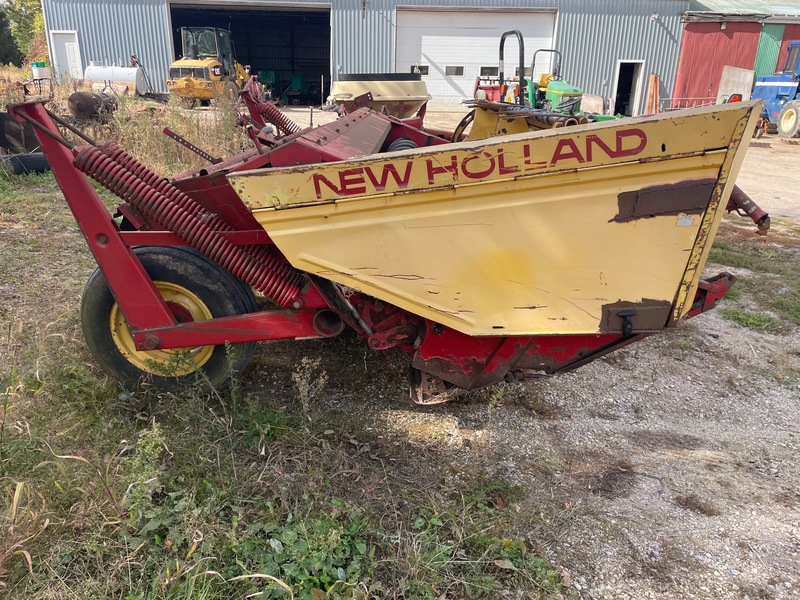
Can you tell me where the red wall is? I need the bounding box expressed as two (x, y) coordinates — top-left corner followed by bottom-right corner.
(777, 24), (800, 72)
(673, 22), (760, 107)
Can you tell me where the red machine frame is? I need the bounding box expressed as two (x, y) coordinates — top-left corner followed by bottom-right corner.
(8, 98), (737, 398)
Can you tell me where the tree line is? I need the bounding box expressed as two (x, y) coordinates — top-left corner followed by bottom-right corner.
(0, 0), (44, 66)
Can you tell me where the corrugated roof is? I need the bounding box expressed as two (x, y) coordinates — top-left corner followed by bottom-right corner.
(689, 1), (800, 16)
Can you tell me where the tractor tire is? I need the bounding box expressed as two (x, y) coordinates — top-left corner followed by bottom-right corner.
(0, 152), (50, 175)
(777, 100), (800, 138)
(223, 81), (239, 103)
(80, 246), (258, 392)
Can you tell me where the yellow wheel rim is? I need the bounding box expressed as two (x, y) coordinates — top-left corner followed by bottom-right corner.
(109, 281), (215, 376)
(781, 108), (797, 133)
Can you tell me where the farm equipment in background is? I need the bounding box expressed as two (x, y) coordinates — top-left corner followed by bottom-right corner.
(464, 30), (614, 142)
(328, 73), (432, 118)
(7, 95), (762, 404)
(525, 49), (585, 115)
(166, 27), (250, 106)
(752, 40), (800, 138)
(473, 30), (591, 117)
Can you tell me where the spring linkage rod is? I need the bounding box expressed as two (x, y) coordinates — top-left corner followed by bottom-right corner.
(46, 109), (97, 146)
(15, 112), (75, 151)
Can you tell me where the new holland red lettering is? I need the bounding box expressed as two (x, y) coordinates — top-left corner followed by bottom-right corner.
(339, 169), (367, 195)
(552, 128), (648, 167)
(364, 162), (413, 191)
(523, 143), (546, 170)
(497, 148), (520, 174)
(461, 152), (496, 179)
(426, 155), (458, 184)
(615, 129), (647, 156)
(585, 134), (615, 163)
(550, 138), (585, 166)
(313, 173), (340, 199)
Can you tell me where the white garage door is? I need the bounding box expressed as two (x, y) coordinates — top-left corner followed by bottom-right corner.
(396, 10), (557, 110)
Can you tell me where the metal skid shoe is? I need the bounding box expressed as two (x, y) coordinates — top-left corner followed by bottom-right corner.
(409, 368), (460, 405)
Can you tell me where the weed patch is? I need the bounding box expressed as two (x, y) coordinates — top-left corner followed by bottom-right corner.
(710, 225), (800, 329)
(720, 308), (781, 333)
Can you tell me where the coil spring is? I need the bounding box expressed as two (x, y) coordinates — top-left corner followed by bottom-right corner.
(98, 143), (307, 301)
(256, 101), (302, 136)
(74, 144), (305, 306)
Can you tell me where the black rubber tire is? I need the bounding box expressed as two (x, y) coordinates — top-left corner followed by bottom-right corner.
(0, 152), (50, 175)
(777, 100), (800, 138)
(80, 246), (258, 392)
(223, 81), (239, 103)
(385, 137), (418, 152)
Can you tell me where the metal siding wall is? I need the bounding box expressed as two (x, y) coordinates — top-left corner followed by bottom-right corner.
(331, 1), (394, 76)
(43, 0), (688, 104)
(754, 24), (784, 78)
(338, 0), (688, 112)
(556, 1), (688, 115)
(43, 0), (172, 92)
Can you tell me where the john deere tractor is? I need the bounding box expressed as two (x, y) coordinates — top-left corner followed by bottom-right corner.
(525, 49), (584, 114)
(166, 27), (250, 106)
(473, 31), (584, 115)
(464, 30), (609, 141)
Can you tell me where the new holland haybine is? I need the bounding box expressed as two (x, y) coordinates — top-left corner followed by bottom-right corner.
(8, 93), (763, 403)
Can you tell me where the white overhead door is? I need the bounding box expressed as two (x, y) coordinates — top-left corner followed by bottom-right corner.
(396, 10), (556, 110)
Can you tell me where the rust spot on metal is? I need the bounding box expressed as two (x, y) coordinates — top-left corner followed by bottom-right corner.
(612, 178), (716, 223)
(601, 299), (671, 333)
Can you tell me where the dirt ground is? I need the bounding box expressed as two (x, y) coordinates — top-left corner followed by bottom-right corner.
(283, 106), (800, 598)
(734, 140), (800, 221)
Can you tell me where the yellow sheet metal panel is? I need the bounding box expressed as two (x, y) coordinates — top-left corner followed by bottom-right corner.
(670, 101), (762, 323)
(229, 102), (758, 337)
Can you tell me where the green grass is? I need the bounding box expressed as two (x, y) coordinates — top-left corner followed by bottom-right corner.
(720, 307), (781, 333)
(0, 158), (566, 597)
(1, 369), (566, 598)
(710, 234), (800, 329)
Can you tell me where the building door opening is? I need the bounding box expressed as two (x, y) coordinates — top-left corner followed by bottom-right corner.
(50, 31), (83, 81)
(613, 60), (644, 116)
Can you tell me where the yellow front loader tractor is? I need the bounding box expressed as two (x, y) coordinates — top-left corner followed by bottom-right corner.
(166, 27), (250, 105)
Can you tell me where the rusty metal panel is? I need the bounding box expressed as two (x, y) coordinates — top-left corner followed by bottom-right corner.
(268, 109), (392, 169)
(673, 21), (761, 106)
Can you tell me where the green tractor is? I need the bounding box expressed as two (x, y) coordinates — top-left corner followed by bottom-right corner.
(464, 30), (611, 141)
(525, 48), (584, 114)
(474, 30), (584, 114)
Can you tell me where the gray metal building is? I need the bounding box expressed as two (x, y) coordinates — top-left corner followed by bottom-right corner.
(41, 0), (690, 115)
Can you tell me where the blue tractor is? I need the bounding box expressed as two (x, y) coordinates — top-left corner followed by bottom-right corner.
(752, 40), (800, 137)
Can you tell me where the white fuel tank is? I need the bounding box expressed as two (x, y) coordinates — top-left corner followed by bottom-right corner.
(84, 64), (146, 95)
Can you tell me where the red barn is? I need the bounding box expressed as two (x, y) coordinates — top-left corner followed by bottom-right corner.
(674, 1), (800, 108)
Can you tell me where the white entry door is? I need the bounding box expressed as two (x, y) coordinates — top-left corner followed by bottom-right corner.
(50, 31), (83, 81)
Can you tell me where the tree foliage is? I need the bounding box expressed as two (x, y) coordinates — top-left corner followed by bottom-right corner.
(2, 0), (43, 57)
(0, 8), (22, 65)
